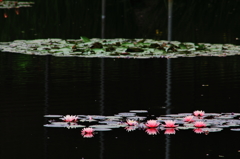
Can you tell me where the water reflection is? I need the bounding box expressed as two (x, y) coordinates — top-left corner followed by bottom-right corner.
(145, 128), (159, 135)
(99, 58), (105, 159)
(100, 58), (105, 115)
(44, 55), (50, 159)
(167, 0), (173, 41)
(44, 56), (50, 115)
(165, 59), (171, 114)
(2, 54), (240, 158)
(165, 58), (171, 159)
(101, 0), (106, 38)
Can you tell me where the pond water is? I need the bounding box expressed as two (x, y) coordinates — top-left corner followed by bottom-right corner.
(1, 52), (240, 159)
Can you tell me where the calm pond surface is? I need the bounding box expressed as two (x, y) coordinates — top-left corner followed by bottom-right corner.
(1, 1), (240, 158)
(1, 52), (240, 159)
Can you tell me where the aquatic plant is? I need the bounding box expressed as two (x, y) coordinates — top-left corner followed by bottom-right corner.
(162, 120), (178, 128)
(193, 110), (205, 117)
(0, 1), (34, 9)
(126, 119), (138, 126)
(164, 128), (176, 135)
(145, 120), (160, 128)
(81, 127), (94, 138)
(194, 121), (206, 128)
(183, 116), (195, 122)
(145, 128), (159, 135)
(82, 133), (94, 138)
(193, 128), (204, 134)
(81, 127), (94, 134)
(62, 115), (78, 122)
(1, 38), (240, 59)
(125, 126), (137, 132)
(44, 109), (240, 138)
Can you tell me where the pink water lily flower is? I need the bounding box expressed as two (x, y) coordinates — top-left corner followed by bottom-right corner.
(126, 119), (138, 126)
(193, 110), (205, 117)
(194, 121), (206, 128)
(145, 120), (160, 128)
(145, 128), (159, 135)
(81, 127), (94, 134)
(193, 128), (204, 134)
(184, 116), (195, 122)
(164, 128), (176, 135)
(125, 126), (137, 132)
(82, 133), (94, 138)
(62, 115), (78, 122)
(81, 127), (94, 138)
(162, 120), (178, 128)
(87, 115), (93, 120)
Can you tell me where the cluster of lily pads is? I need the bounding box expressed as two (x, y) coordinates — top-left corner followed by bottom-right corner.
(1, 37), (240, 58)
(44, 110), (240, 138)
(0, 1), (34, 9)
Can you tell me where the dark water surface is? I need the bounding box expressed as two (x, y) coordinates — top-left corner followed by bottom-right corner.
(1, 0), (240, 43)
(1, 52), (240, 159)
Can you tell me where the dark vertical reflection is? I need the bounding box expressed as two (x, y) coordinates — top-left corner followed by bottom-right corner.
(100, 58), (105, 115)
(165, 59), (171, 114)
(99, 58), (105, 159)
(165, 135), (171, 159)
(168, 0), (173, 41)
(101, 0), (106, 38)
(44, 56), (50, 115)
(44, 55), (50, 159)
(165, 59), (171, 159)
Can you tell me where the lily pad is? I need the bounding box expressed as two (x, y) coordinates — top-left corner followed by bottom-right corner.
(80, 36), (90, 42)
(93, 128), (112, 131)
(43, 124), (66, 128)
(129, 110), (148, 113)
(44, 115), (63, 118)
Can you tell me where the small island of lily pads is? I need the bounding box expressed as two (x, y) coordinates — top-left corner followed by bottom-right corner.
(1, 36), (240, 59)
(0, 1), (34, 9)
(44, 110), (240, 138)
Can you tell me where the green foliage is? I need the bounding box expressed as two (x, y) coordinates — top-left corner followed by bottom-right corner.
(1, 37), (240, 58)
(81, 36), (91, 43)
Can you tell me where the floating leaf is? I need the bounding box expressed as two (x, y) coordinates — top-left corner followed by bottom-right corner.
(93, 128), (112, 131)
(129, 110), (148, 113)
(231, 128), (240, 131)
(44, 115), (63, 118)
(80, 36), (90, 42)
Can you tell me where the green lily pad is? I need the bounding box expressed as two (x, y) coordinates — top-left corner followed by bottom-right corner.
(81, 36), (91, 42)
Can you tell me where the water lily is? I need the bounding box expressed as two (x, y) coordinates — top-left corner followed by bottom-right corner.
(82, 133), (94, 138)
(164, 128), (176, 135)
(193, 110), (205, 117)
(81, 127), (94, 138)
(62, 115), (78, 122)
(125, 126), (137, 132)
(184, 116), (195, 122)
(162, 120), (178, 128)
(81, 127), (94, 134)
(145, 128), (159, 135)
(87, 115), (93, 120)
(145, 120), (160, 128)
(194, 121), (206, 128)
(193, 128), (204, 134)
(126, 119), (138, 126)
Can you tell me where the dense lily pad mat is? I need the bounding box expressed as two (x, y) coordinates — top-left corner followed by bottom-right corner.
(0, 1), (34, 9)
(1, 37), (240, 58)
